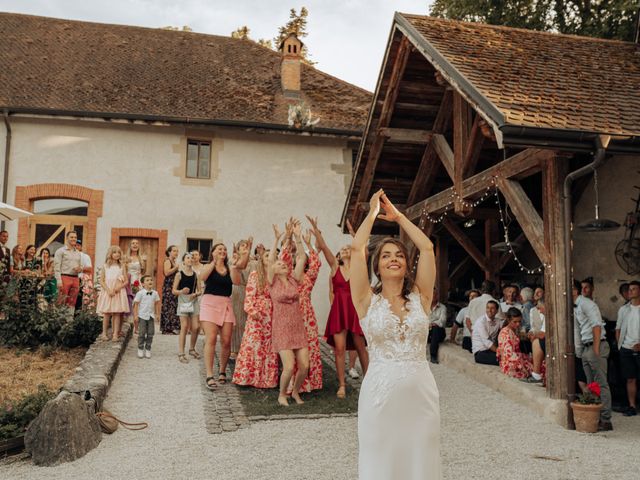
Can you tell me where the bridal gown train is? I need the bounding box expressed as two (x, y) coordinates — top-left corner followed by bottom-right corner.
(358, 293), (441, 480)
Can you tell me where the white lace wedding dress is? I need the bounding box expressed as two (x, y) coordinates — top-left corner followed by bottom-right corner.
(358, 292), (441, 480)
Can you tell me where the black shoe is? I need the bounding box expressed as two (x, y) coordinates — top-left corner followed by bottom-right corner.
(597, 421), (613, 432)
(623, 407), (637, 417)
(612, 404), (628, 413)
(430, 355), (439, 364)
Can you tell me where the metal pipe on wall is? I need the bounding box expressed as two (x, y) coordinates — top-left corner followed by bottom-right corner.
(2, 109), (12, 232)
(561, 134), (611, 411)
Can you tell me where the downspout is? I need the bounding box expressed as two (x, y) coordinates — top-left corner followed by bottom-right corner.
(562, 133), (610, 418)
(2, 109), (11, 231)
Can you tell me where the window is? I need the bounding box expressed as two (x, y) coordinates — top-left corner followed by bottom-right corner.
(187, 238), (213, 261)
(186, 140), (211, 179)
(33, 198), (88, 216)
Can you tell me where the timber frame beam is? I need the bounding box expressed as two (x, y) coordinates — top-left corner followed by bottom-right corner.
(442, 218), (491, 272)
(354, 37), (412, 215)
(405, 148), (553, 221)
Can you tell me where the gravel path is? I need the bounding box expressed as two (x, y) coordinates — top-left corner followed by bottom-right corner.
(2, 334), (639, 479)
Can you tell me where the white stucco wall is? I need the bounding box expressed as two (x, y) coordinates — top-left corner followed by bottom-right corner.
(4, 117), (355, 326)
(572, 154), (640, 320)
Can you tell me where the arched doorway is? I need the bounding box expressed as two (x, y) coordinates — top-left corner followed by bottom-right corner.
(29, 198), (89, 255)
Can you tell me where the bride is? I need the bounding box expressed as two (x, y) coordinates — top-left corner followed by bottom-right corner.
(350, 189), (441, 480)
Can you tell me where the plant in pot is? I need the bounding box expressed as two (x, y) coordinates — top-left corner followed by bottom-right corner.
(571, 382), (602, 433)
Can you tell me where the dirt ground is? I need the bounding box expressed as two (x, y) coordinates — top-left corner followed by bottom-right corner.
(0, 347), (86, 405)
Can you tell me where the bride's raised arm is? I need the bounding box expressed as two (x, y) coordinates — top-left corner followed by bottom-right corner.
(350, 190), (384, 317)
(379, 193), (436, 307)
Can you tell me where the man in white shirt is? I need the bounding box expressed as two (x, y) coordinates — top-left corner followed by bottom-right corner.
(53, 231), (82, 308)
(499, 284), (523, 314)
(472, 300), (501, 365)
(451, 289), (479, 353)
(427, 292), (448, 364)
(615, 280), (640, 417)
(465, 280), (497, 337)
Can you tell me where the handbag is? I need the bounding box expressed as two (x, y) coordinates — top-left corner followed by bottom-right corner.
(179, 297), (195, 314)
(96, 409), (148, 434)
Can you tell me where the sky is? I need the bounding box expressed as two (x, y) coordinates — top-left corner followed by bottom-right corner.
(0, 0), (433, 91)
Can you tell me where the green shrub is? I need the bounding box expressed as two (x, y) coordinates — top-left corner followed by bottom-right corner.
(0, 277), (101, 348)
(0, 385), (56, 440)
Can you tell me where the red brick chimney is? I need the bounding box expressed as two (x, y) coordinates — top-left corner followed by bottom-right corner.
(279, 33), (303, 98)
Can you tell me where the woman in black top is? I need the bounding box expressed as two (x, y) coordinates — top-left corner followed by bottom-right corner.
(172, 253), (202, 364)
(200, 239), (252, 390)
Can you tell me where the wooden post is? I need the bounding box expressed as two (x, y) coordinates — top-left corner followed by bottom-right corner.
(542, 155), (573, 413)
(484, 218), (500, 283)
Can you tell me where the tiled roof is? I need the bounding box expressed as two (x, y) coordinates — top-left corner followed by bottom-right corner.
(399, 13), (640, 136)
(0, 13), (371, 133)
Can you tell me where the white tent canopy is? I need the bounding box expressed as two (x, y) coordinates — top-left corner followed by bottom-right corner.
(0, 201), (33, 221)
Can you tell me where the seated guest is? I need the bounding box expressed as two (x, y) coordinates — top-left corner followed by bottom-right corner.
(500, 284), (523, 313)
(519, 287), (534, 332)
(472, 300), (501, 365)
(466, 280), (497, 335)
(427, 290), (447, 364)
(497, 308), (533, 379)
(533, 286), (544, 305)
(451, 289), (479, 353)
(523, 300), (546, 384)
(615, 280), (640, 417)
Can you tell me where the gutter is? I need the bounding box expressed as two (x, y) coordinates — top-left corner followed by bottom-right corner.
(562, 134), (611, 428)
(2, 109), (11, 231)
(2, 106), (363, 138)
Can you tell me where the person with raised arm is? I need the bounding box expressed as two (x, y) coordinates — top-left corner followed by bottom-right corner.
(199, 238), (252, 390)
(350, 189), (440, 480)
(307, 215), (368, 399)
(268, 220), (309, 406)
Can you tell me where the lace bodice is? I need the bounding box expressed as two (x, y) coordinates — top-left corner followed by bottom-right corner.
(360, 292), (430, 363)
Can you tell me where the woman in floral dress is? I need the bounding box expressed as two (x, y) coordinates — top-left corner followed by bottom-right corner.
(232, 249), (279, 388)
(160, 245), (181, 334)
(497, 307), (533, 379)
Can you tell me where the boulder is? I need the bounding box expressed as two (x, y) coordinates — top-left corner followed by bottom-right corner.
(24, 390), (102, 466)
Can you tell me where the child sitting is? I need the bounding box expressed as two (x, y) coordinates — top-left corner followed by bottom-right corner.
(133, 275), (161, 358)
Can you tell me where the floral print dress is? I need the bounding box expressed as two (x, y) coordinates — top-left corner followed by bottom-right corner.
(160, 267), (180, 334)
(231, 271), (279, 388)
(496, 327), (533, 379)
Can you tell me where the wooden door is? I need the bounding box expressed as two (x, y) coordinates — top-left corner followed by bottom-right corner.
(29, 215), (88, 256)
(118, 237), (159, 285)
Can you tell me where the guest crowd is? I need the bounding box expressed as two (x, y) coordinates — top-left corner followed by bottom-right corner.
(2, 226), (638, 418)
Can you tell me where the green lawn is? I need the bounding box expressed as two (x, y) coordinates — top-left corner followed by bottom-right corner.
(235, 358), (359, 417)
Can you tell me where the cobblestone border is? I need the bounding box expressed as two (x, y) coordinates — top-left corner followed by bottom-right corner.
(200, 339), (362, 434)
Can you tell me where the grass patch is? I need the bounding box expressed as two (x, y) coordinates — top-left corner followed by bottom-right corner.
(0, 346), (86, 405)
(236, 357), (359, 417)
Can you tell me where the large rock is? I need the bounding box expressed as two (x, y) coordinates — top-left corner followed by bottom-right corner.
(24, 390), (102, 466)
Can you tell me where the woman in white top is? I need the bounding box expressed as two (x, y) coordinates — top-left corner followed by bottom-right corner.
(350, 190), (440, 480)
(126, 239), (147, 284)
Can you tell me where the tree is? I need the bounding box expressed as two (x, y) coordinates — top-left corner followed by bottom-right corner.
(430, 0), (639, 41)
(273, 7), (315, 64)
(231, 25), (251, 40)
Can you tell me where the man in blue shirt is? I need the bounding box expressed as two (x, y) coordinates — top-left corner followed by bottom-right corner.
(573, 280), (612, 431)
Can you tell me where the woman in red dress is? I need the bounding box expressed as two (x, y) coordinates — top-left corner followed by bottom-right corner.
(308, 216), (369, 399)
(497, 308), (533, 379)
(232, 248), (279, 388)
(268, 221), (309, 407)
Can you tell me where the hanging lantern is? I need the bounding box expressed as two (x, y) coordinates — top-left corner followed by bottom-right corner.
(577, 168), (620, 232)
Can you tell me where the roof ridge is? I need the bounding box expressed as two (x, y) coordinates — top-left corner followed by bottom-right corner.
(398, 12), (636, 47)
(0, 10), (372, 94)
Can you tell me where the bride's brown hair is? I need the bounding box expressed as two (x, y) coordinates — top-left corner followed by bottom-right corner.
(371, 238), (415, 304)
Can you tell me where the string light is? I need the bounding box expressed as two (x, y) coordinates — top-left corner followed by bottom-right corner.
(412, 176), (551, 276)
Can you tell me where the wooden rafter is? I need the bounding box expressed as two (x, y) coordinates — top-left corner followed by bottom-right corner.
(497, 232), (526, 271)
(353, 36), (412, 212)
(406, 90), (453, 206)
(453, 91), (472, 194)
(463, 115), (485, 178)
(450, 256), (473, 286)
(405, 148), (553, 220)
(497, 177), (549, 263)
(442, 218), (490, 272)
(431, 134), (455, 180)
(378, 128), (432, 144)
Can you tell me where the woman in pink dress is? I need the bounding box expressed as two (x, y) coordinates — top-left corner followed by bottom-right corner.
(268, 220), (309, 407)
(497, 308), (533, 379)
(308, 216), (369, 399)
(281, 228), (323, 393)
(96, 246), (130, 341)
(232, 248), (279, 388)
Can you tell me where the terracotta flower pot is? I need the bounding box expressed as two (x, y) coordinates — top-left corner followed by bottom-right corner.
(571, 402), (602, 433)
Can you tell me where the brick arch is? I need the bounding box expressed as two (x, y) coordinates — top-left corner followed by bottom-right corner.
(14, 183), (104, 262)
